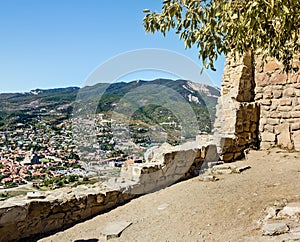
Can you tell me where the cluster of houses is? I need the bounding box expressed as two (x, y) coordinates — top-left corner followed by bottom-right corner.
(0, 113), (146, 189)
(0, 150), (83, 188)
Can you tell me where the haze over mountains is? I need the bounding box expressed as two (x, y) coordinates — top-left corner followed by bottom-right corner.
(0, 79), (220, 135)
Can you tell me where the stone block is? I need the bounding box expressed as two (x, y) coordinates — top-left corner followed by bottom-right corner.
(280, 203), (300, 217)
(260, 141), (275, 149)
(280, 99), (292, 106)
(291, 111), (300, 118)
(283, 87), (295, 97)
(278, 106), (293, 112)
(262, 222), (289, 236)
(292, 130), (300, 151)
(264, 124), (274, 133)
(222, 153), (234, 162)
(255, 93), (263, 100)
(275, 124), (293, 149)
(271, 73), (287, 85)
(100, 221), (132, 240)
(256, 73), (269, 87)
(263, 87), (273, 99)
(291, 123), (300, 131)
(281, 112), (291, 119)
(204, 145), (219, 162)
(264, 61), (280, 72)
(261, 132), (276, 142)
(273, 89), (282, 98)
(0, 206), (27, 225)
(267, 118), (280, 125)
(260, 99), (272, 106)
(199, 174), (218, 182)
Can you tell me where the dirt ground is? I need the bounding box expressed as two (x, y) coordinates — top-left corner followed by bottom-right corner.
(39, 149), (300, 242)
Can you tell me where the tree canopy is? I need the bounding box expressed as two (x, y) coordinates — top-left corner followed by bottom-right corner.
(143, 0), (300, 72)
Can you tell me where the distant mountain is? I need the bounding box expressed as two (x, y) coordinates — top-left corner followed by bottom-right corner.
(0, 79), (220, 135)
(29, 87), (79, 95)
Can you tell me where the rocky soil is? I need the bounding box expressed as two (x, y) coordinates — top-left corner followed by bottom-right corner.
(39, 148), (300, 242)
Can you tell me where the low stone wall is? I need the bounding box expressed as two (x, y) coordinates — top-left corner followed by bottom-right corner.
(0, 185), (136, 241)
(0, 141), (218, 241)
(105, 141), (218, 194)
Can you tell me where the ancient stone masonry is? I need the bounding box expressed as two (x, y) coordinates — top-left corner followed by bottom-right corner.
(255, 55), (300, 151)
(0, 185), (136, 241)
(213, 52), (260, 162)
(214, 52), (300, 160)
(105, 141), (218, 195)
(0, 140), (218, 241)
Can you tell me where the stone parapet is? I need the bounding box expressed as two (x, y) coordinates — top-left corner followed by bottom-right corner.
(105, 141), (219, 194)
(0, 140), (219, 241)
(0, 185), (136, 241)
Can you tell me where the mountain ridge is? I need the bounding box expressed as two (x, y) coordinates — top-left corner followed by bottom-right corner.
(0, 79), (220, 134)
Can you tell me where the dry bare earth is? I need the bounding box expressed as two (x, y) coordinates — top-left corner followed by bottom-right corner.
(40, 149), (300, 242)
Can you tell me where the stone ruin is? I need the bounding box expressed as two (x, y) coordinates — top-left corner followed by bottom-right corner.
(214, 51), (300, 161)
(0, 52), (299, 240)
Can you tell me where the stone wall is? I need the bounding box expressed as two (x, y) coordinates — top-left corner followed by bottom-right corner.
(255, 56), (300, 150)
(0, 185), (136, 241)
(213, 52), (260, 162)
(106, 141), (218, 195)
(0, 141), (218, 241)
(214, 52), (300, 159)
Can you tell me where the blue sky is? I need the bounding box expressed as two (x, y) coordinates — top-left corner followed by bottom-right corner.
(0, 1), (225, 93)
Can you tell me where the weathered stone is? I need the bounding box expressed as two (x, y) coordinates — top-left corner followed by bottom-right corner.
(260, 141), (274, 149)
(0, 206), (28, 225)
(199, 174), (218, 182)
(261, 132), (276, 142)
(100, 221), (132, 240)
(264, 61), (280, 72)
(263, 86), (273, 99)
(260, 99), (272, 106)
(157, 203), (170, 210)
(267, 118), (280, 125)
(292, 130), (300, 151)
(212, 169), (232, 175)
(264, 206), (277, 220)
(279, 203), (300, 217)
(278, 106), (293, 112)
(256, 73), (269, 87)
(279, 99), (292, 106)
(271, 73), (287, 85)
(27, 192), (46, 199)
(222, 153), (234, 162)
(262, 222), (289, 236)
(291, 123), (300, 131)
(281, 112), (291, 119)
(291, 111), (300, 118)
(275, 124), (293, 149)
(273, 89), (282, 98)
(283, 87), (295, 97)
(264, 124), (274, 132)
